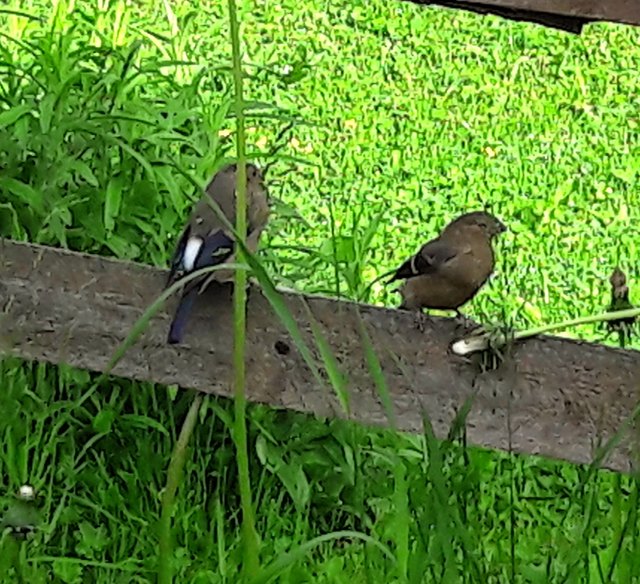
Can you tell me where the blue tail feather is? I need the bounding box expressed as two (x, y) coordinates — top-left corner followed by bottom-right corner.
(167, 285), (199, 345)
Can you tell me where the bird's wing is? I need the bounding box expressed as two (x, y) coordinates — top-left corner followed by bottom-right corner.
(166, 225), (192, 288)
(389, 239), (459, 282)
(416, 239), (461, 273)
(194, 229), (235, 270)
(166, 229), (235, 345)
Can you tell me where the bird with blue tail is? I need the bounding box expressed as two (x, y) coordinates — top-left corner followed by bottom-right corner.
(165, 162), (270, 344)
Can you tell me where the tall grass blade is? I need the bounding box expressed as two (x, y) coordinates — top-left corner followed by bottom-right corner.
(158, 392), (203, 584)
(355, 312), (396, 428)
(249, 530), (395, 584)
(226, 0), (260, 576)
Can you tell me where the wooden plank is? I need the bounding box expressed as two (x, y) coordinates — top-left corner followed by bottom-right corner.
(1, 238), (639, 472)
(407, 0), (640, 32)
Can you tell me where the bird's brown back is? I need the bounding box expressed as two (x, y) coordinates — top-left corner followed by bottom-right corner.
(400, 225), (496, 311)
(190, 163), (268, 241)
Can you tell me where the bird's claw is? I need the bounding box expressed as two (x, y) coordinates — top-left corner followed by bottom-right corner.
(413, 311), (429, 333)
(454, 312), (481, 333)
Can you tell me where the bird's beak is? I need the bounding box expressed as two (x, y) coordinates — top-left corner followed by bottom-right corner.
(498, 220), (507, 234)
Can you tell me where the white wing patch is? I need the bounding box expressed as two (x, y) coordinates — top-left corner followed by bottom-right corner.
(183, 236), (203, 271)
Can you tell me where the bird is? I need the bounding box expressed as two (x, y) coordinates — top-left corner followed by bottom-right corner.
(387, 211), (506, 328)
(165, 162), (269, 344)
(606, 266), (636, 347)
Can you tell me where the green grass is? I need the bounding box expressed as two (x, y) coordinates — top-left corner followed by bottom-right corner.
(2, 0), (640, 582)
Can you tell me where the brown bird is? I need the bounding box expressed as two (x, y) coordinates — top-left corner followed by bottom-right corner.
(388, 211), (506, 327)
(606, 267), (636, 347)
(166, 162), (270, 344)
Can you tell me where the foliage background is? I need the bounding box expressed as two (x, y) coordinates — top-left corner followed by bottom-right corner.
(1, 0), (639, 582)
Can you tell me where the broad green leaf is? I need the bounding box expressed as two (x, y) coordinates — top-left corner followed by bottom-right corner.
(0, 104), (31, 129)
(104, 176), (124, 231)
(0, 177), (45, 215)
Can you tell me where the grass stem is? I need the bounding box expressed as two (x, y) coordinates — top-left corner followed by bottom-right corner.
(158, 393), (204, 584)
(227, 0), (260, 576)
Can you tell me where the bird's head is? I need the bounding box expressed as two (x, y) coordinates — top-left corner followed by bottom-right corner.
(221, 161), (262, 178)
(224, 162), (267, 195)
(449, 211), (506, 239)
(245, 162), (262, 180)
(610, 267), (630, 301)
(247, 163), (267, 195)
(610, 267), (627, 289)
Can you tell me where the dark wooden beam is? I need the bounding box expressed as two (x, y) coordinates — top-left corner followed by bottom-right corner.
(1, 239), (639, 472)
(406, 0), (640, 32)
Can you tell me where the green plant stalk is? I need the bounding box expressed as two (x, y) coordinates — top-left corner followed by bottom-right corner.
(511, 307), (640, 340)
(453, 307), (640, 355)
(227, 0), (260, 577)
(158, 393), (203, 584)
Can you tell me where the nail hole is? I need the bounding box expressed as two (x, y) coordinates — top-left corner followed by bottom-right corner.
(274, 340), (290, 355)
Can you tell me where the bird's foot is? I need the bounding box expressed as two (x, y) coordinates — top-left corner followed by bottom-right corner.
(454, 311), (481, 333)
(413, 310), (429, 333)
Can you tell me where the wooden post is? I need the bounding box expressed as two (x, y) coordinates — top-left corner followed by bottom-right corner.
(405, 0), (640, 32)
(1, 239), (639, 472)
